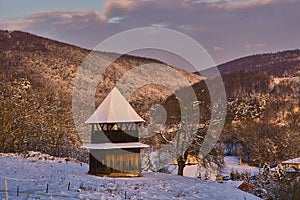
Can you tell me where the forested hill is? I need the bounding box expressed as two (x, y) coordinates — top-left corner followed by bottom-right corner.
(0, 30), (201, 159)
(0, 29), (299, 167)
(217, 49), (300, 76)
(179, 49), (300, 167)
(214, 52), (300, 166)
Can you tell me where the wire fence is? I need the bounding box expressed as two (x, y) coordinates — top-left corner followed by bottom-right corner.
(0, 178), (130, 200)
(0, 180), (81, 199)
(0, 189), (83, 199)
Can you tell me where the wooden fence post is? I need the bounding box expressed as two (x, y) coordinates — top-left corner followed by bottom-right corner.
(4, 179), (8, 200)
(46, 184), (49, 193)
(68, 182), (70, 191)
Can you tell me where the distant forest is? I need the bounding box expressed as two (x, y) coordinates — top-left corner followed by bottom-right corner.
(0, 30), (299, 168)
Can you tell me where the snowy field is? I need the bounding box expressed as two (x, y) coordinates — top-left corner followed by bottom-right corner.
(167, 156), (259, 179)
(221, 156), (259, 176)
(0, 155), (261, 200)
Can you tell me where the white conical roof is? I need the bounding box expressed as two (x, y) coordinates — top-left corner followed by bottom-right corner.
(85, 87), (144, 123)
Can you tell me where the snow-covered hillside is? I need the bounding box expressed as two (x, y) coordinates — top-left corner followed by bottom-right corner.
(166, 156), (259, 180)
(0, 155), (261, 200)
(221, 156), (259, 176)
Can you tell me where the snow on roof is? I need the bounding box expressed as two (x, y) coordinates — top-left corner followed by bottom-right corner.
(82, 142), (149, 150)
(226, 181), (244, 188)
(282, 157), (300, 164)
(285, 168), (299, 173)
(85, 87), (144, 123)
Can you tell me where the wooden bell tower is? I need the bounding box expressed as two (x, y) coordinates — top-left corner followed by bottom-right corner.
(84, 87), (148, 177)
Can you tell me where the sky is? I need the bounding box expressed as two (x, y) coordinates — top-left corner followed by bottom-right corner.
(0, 0), (299, 71)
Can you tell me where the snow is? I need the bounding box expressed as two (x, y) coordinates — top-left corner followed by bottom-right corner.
(167, 156), (259, 180)
(225, 181), (244, 188)
(165, 164), (199, 178)
(0, 154), (262, 199)
(83, 142), (149, 150)
(284, 168), (299, 173)
(182, 165), (198, 178)
(221, 156), (259, 176)
(282, 157), (300, 164)
(85, 87), (144, 123)
(146, 150), (219, 180)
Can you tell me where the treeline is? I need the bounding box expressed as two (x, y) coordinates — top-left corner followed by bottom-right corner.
(218, 49), (300, 76)
(222, 71), (271, 98)
(222, 73), (300, 166)
(0, 77), (87, 161)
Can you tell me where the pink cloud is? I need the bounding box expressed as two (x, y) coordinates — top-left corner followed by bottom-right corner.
(0, 9), (106, 31)
(0, 0), (299, 66)
(230, 0), (277, 10)
(204, 0), (278, 10)
(213, 46), (225, 51)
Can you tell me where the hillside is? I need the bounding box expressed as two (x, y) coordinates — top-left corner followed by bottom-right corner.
(216, 49), (300, 76)
(217, 58), (300, 166)
(1, 30), (299, 166)
(1, 29), (299, 199)
(173, 49), (300, 168)
(0, 30), (202, 159)
(0, 154), (261, 200)
(0, 30), (201, 95)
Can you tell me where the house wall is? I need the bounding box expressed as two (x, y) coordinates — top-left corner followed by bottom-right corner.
(283, 163), (300, 169)
(89, 149), (141, 176)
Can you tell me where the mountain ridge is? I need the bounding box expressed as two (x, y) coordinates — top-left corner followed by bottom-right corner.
(216, 49), (300, 76)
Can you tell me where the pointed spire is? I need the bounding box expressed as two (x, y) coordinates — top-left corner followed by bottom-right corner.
(85, 87), (144, 123)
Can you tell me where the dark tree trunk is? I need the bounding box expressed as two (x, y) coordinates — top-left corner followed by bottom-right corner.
(177, 151), (188, 176)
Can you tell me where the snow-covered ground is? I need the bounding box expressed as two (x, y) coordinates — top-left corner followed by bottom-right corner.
(0, 154), (261, 200)
(167, 164), (198, 178)
(167, 156), (259, 179)
(221, 156), (259, 176)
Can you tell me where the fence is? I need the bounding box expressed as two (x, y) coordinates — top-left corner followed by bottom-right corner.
(0, 178), (131, 199)
(0, 179), (81, 199)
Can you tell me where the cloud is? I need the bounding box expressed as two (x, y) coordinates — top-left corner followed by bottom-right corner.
(231, 0), (276, 9)
(151, 23), (169, 28)
(0, 9), (121, 47)
(0, 20), (27, 30)
(0, 0), (299, 66)
(0, 9), (106, 30)
(194, 0), (278, 10)
(213, 46), (225, 51)
(254, 43), (265, 48)
(221, 0), (277, 10)
(245, 44), (252, 48)
(108, 16), (126, 24)
(244, 43), (266, 49)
